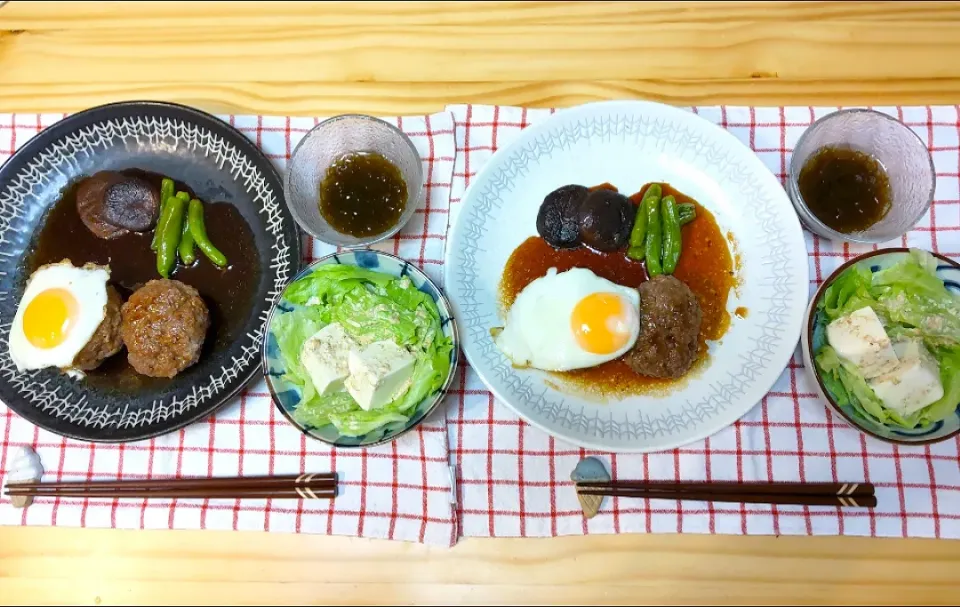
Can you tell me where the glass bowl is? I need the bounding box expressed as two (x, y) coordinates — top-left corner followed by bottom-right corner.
(285, 114), (424, 248)
(787, 109), (935, 244)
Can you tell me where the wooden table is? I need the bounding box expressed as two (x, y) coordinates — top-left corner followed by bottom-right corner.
(2, 2), (960, 604)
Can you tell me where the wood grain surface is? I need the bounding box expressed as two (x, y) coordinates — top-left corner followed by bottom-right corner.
(2, 526), (959, 606)
(2, 2), (960, 605)
(3, 1), (960, 114)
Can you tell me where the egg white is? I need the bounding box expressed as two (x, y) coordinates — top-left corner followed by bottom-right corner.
(493, 267), (640, 372)
(8, 260), (111, 372)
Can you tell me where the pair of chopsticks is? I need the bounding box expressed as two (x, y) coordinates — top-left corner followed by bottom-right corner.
(4, 473), (338, 501)
(575, 480), (876, 508)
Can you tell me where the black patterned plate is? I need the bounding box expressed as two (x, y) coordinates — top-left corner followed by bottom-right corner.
(0, 101), (301, 442)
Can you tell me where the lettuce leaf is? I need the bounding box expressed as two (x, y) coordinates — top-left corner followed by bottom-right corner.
(272, 305), (327, 409)
(921, 345), (960, 426)
(872, 250), (960, 347)
(328, 408), (409, 437)
(272, 264), (453, 438)
(820, 264), (877, 322)
(283, 264), (394, 307)
(292, 390), (357, 428)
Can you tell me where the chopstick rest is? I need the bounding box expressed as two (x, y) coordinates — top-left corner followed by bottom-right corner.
(571, 456), (610, 519)
(2, 446), (44, 509)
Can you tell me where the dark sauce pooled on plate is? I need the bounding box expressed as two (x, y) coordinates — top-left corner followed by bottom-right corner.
(798, 146), (892, 234)
(319, 151), (407, 237)
(25, 169), (261, 392)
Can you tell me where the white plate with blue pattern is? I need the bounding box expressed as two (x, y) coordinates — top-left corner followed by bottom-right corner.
(444, 100), (809, 452)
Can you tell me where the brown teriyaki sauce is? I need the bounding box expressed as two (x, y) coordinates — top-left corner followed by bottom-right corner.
(797, 145), (892, 233)
(25, 169), (261, 392)
(319, 151), (407, 237)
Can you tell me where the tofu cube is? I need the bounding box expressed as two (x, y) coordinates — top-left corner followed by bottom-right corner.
(868, 339), (944, 417)
(825, 306), (900, 379)
(345, 340), (416, 411)
(299, 322), (358, 397)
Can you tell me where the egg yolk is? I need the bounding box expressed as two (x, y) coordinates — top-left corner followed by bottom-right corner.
(22, 288), (79, 349)
(570, 292), (634, 355)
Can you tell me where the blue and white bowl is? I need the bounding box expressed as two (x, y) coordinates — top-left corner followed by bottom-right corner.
(801, 248), (960, 445)
(262, 250), (459, 448)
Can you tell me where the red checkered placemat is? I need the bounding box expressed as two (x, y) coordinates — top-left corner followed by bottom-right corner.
(0, 111), (459, 546)
(446, 104), (960, 540)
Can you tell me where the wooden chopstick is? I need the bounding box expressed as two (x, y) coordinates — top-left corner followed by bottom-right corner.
(575, 488), (876, 508)
(4, 473), (338, 501)
(575, 481), (875, 497)
(5, 473), (336, 492)
(6, 487), (337, 500)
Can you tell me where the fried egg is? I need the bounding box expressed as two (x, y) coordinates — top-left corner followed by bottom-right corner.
(8, 260), (111, 372)
(493, 267), (640, 371)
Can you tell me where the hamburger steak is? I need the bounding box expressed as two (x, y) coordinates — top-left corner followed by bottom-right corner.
(72, 285), (124, 371)
(625, 275), (703, 379)
(120, 279), (210, 378)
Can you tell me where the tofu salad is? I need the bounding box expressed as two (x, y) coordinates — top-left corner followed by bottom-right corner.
(815, 249), (960, 430)
(271, 264), (454, 437)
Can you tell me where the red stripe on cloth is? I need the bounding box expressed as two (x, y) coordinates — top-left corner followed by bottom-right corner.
(234, 396), (247, 531)
(674, 450), (683, 533)
(518, 418), (527, 537)
(929, 108), (941, 252)
(704, 435), (715, 533)
(326, 436), (336, 535)
(5, 113), (15, 155)
(389, 438), (399, 541)
(895, 109), (911, 251)
(79, 442), (95, 527)
(30, 493), (960, 522)
(420, 115), (434, 266)
(294, 429), (306, 534)
(486, 392), (496, 536)
(454, 365), (467, 529)
(579, 447), (588, 535)
(760, 396), (780, 535)
(454, 506), (960, 521)
(0, 408), (12, 480)
(138, 432), (155, 529)
(169, 428), (186, 530)
(419, 428), (429, 544)
(926, 445), (941, 539)
(642, 453), (651, 533)
(789, 363), (813, 535)
(110, 443), (125, 528)
(893, 445), (909, 536)
(358, 448), (368, 537)
(548, 436), (558, 537)
(859, 434), (877, 537)
(735, 420), (746, 534)
(48, 436), (67, 526)
(200, 418), (217, 529)
(265, 394), (278, 532)
(609, 451), (620, 534)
